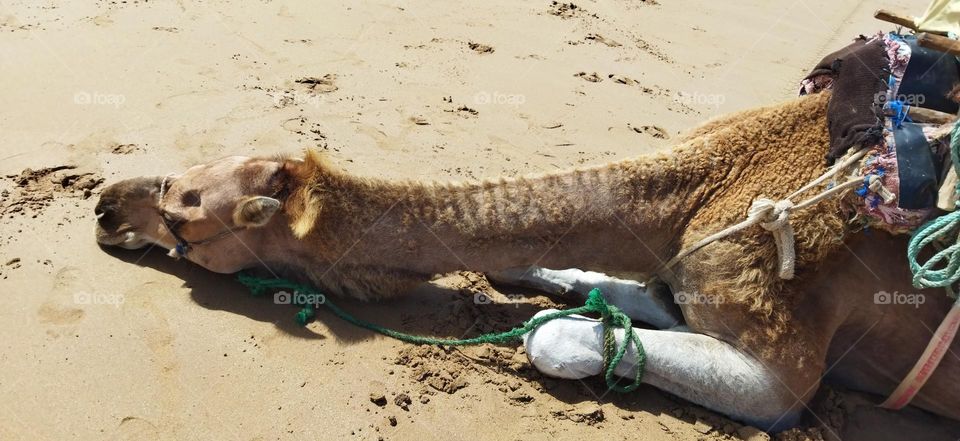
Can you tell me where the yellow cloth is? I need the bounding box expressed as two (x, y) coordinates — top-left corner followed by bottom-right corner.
(916, 0), (960, 35)
(938, 167), (958, 211)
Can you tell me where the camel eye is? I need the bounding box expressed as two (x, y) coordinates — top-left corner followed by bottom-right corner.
(160, 210), (186, 226)
(181, 190), (202, 207)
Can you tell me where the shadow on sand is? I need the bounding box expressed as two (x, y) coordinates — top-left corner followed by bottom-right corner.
(100, 245), (960, 440)
(101, 244), (548, 344)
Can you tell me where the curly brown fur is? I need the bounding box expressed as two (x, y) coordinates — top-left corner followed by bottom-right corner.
(670, 92), (844, 361)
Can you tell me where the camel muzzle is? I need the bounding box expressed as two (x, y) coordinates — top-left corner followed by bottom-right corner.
(93, 176), (163, 249)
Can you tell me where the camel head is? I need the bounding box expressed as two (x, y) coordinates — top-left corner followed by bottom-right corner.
(95, 155), (294, 273)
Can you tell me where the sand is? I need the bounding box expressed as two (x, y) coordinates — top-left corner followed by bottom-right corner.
(2, 0), (958, 440)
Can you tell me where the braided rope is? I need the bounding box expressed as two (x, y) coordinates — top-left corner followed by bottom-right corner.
(908, 119), (960, 289)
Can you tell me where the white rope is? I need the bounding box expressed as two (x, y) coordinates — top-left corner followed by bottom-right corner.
(754, 198), (797, 279)
(786, 149), (867, 200)
(661, 153), (865, 279)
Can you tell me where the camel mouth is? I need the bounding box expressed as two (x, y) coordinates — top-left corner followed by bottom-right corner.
(95, 226), (151, 249)
(93, 176), (163, 250)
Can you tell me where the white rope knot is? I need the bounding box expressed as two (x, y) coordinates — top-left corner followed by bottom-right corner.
(748, 198), (796, 280)
(659, 149), (868, 279)
(867, 174), (897, 204)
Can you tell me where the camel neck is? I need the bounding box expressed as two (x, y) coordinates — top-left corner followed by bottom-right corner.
(289, 149), (718, 276)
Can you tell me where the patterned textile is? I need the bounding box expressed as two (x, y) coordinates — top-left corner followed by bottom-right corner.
(848, 122), (940, 234)
(837, 34), (949, 234)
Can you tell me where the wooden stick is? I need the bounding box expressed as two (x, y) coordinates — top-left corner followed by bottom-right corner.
(911, 106), (958, 125)
(929, 122), (956, 143)
(917, 33), (960, 57)
(874, 9), (918, 30)
(886, 105), (959, 125)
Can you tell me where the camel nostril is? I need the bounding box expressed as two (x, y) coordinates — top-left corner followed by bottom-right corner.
(94, 203), (115, 227)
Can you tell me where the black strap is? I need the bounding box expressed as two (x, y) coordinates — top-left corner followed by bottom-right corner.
(894, 122), (939, 210)
(899, 36), (960, 115)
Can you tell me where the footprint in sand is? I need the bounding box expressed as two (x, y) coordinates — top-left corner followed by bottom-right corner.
(574, 72), (603, 83)
(92, 16), (114, 27)
(37, 266), (92, 325)
(585, 33), (621, 47)
(2, 257), (22, 272)
(295, 74), (338, 94)
(548, 2), (589, 19)
(37, 302), (85, 325)
(119, 283), (181, 425)
(110, 143), (142, 155)
(467, 42), (495, 54)
(264, 75), (339, 109)
(630, 124), (670, 139)
(111, 416), (160, 441)
(608, 74), (637, 86)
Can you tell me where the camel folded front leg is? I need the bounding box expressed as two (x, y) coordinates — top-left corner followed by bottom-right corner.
(489, 267), (683, 329)
(524, 311), (804, 431)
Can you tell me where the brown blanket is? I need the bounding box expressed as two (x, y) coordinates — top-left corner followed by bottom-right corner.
(802, 36), (889, 163)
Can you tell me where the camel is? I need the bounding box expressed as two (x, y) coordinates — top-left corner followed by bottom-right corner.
(93, 91), (960, 431)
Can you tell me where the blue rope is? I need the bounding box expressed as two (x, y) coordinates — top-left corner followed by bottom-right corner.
(888, 99), (911, 129)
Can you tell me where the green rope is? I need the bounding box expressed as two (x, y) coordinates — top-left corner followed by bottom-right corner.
(237, 273), (646, 393)
(908, 119), (960, 289)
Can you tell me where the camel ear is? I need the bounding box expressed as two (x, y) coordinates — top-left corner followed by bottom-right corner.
(233, 196), (281, 228)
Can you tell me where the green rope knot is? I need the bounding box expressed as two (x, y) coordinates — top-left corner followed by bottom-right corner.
(908, 120), (960, 290)
(237, 275), (646, 393)
(296, 305), (316, 326)
(583, 287), (608, 310)
(585, 288), (646, 393)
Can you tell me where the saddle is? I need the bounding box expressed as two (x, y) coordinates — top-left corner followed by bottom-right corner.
(800, 32), (960, 234)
